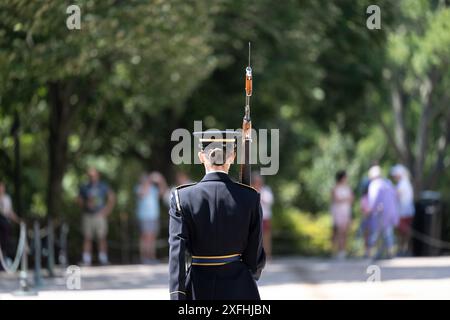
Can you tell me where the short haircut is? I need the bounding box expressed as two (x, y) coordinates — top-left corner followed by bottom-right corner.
(203, 142), (235, 166)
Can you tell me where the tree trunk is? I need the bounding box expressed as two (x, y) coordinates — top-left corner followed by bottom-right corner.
(391, 84), (412, 168)
(146, 108), (182, 183)
(47, 81), (76, 219)
(148, 127), (176, 183)
(425, 109), (450, 189)
(12, 110), (22, 217)
(413, 75), (434, 194)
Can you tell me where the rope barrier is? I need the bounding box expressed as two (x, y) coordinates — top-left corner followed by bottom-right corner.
(27, 220), (64, 240)
(107, 238), (169, 250)
(65, 218), (169, 251)
(273, 225), (450, 252)
(0, 222), (27, 274)
(409, 228), (450, 250)
(1, 218), (448, 274)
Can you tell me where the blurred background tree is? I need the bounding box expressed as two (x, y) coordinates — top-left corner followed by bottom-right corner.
(373, 0), (450, 194)
(0, 0), (449, 259)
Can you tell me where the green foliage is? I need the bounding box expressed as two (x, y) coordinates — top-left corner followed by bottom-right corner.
(272, 208), (332, 256)
(374, 1), (450, 196)
(303, 126), (358, 209)
(0, 0), (449, 258)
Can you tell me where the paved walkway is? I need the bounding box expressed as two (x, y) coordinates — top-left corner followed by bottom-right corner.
(1, 256), (450, 299)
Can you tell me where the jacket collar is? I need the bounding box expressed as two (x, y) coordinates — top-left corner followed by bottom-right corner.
(200, 171), (233, 183)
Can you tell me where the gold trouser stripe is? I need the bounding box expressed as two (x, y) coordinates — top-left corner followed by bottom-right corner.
(192, 260), (243, 266)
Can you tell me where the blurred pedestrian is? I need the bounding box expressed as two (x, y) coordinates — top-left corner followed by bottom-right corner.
(359, 178), (375, 257)
(252, 172), (274, 260)
(330, 170), (354, 259)
(390, 164), (415, 256)
(0, 181), (20, 265)
(367, 165), (399, 259)
(136, 171), (167, 264)
(77, 168), (115, 266)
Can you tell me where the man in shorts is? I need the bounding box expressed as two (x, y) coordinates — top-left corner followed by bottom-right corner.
(77, 168), (115, 266)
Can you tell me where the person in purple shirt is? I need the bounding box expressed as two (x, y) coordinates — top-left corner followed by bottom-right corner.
(367, 165), (400, 259)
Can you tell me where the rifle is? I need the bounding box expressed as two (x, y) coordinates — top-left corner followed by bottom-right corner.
(239, 42), (252, 186)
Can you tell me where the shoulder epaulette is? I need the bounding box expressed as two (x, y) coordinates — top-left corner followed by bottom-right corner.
(173, 183), (196, 213)
(233, 181), (259, 193)
(175, 182), (197, 190)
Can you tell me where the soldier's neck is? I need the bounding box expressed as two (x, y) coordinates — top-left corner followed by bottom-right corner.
(205, 166), (230, 175)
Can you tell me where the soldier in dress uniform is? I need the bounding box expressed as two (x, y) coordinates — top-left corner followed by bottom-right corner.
(168, 130), (266, 300)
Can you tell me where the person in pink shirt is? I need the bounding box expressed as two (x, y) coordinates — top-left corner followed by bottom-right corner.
(330, 170), (354, 259)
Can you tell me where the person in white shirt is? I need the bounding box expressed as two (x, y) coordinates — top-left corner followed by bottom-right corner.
(252, 172), (274, 260)
(0, 181), (20, 263)
(390, 164), (415, 256)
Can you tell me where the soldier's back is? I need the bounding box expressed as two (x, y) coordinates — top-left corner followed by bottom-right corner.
(178, 172), (258, 256)
(175, 171), (264, 300)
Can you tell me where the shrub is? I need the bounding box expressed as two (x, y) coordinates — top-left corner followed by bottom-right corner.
(272, 208), (332, 256)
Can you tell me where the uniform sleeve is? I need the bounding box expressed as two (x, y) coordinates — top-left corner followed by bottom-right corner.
(168, 190), (189, 300)
(242, 193), (266, 281)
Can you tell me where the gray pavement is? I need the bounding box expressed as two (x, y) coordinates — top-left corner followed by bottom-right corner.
(1, 256), (450, 299)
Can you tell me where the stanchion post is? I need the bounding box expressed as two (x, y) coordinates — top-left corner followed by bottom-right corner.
(59, 223), (69, 269)
(19, 238), (29, 291)
(14, 224), (37, 296)
(47, 219), (55, 277)
(33, 220), (43, 287)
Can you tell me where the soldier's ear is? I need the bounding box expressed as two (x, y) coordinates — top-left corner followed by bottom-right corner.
(198, 151), (205, 164)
